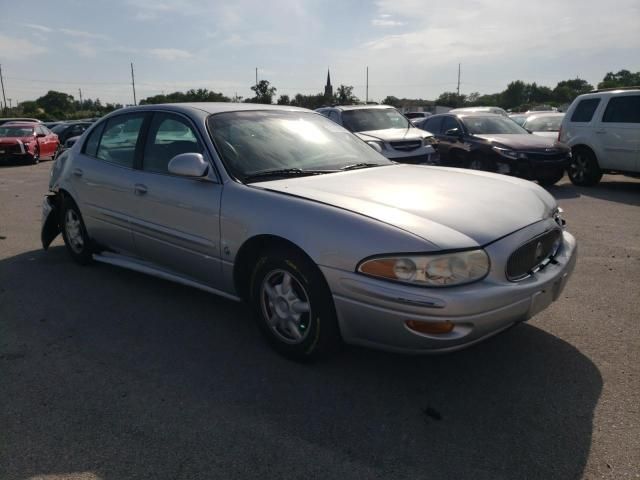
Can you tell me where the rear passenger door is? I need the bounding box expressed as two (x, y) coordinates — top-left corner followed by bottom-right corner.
(131, 112), (224, 288)
(595, 94), (640, 172)
(71, 113), (148, 256)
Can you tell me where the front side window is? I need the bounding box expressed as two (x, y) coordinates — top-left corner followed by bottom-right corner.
(570, 98), (600, 122)
(441, 116), (461, 135)
(462, 116), (528, 134)
(96, 114), (145, 168)
(143, 113), (203, 174)
(207, 110), (391, 182)
(341, 108), (410, 132)
(602, 95), (640, 123)
(423, 116), (443, 134)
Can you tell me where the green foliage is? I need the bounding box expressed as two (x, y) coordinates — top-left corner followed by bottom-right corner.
(36, 90), (75, 118)
(598, 70), (640, 89)
(551, 78), (593, 104)
(249, 80), (277, 104)
(382, 96), (400, 107)
(277, 94), (291, 105)
(140, 88), (230, 105)
(335, 84), (358, 105)
(435, 92), (467, 108)
(290, 93), (327, 110)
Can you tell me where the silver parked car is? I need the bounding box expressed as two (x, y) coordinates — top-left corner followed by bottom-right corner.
(42, 103), (577, 360)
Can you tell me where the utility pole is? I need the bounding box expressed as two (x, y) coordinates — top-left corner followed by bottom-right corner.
(366, 66), (369, 104)
(78, 88), (83, 109)
(0, 64), (7, 114)
(8, 98), (12, 110)
(130, 62), (137, 106)
(255, 67), (258, 89)
(456, 63), (461, 97)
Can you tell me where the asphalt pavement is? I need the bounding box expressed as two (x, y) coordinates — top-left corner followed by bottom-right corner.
(1, 160), (638, 480)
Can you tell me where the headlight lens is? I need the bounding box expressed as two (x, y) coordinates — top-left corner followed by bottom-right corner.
(553, 207), (566, 229)
(422, 136), (438, 146)
(358, 249), (490, 287)
(492, 146), (526, 160)
(366, 140), (385, 153)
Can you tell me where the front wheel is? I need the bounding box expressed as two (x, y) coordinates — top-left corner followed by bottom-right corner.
(61, 197), (94, 265)
(250, 248), (340, 361)
(536, 168), (565, 187)
(30, 147), (40, 165)
(568, 148), (602, 186)
(467, 154), (496, 172)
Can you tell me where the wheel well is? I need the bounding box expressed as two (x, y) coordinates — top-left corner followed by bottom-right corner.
(233, 235), (315, 301)
(571, 144), (599, 164)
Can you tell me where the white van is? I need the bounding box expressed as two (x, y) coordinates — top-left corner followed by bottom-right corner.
(559, 88), (640, 186)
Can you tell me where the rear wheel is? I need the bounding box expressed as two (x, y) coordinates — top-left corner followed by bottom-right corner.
(536, 168), (565, 187)
(568, 147), (602, 186)
(250, 248), (340, 361)
(61, 197), (94, 265)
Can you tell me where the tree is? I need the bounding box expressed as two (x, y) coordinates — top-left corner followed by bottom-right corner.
(382, 96), (400, 107)
(335, 85), (358, 105)
(501, 81), (528, 109)
(598, 70), (640, 89)
(289, 93), (327, 110)
(277, 94), (291, 105)
(140, 88), (230, 105)
(20, 100), (39, 115)
(552, 78), (593, 104)
(435, 91), (466, 108)
(250, 80), (277, 104)
(35, 90), (75, 118)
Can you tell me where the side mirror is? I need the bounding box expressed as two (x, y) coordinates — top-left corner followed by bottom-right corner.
(444, 128), (462, 138)
(167, 152), (209, 177)
(36, 132), (46, 138)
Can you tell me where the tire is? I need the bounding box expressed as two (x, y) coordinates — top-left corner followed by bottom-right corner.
(568, 147), (602, 186)
(60, 196), (94, 265)
(536, 168), (565, 187)
(467, 153), (495, 172)
(30, 147), (40, 165)
(250, 248), (341, 361)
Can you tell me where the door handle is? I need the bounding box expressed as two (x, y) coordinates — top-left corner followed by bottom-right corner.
(72, 168), (83, 177)
(134, 184), (148, 195)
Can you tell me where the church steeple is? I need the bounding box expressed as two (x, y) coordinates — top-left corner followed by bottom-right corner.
(324, 68), (333, 99)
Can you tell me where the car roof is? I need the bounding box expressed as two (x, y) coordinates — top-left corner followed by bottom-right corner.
(574, 88), (640, 100)
(330, 105), (395, 112)
(2, 121), (39, 126)
(432, 112), (503, 118)
(0, 117), (41, 122)
(121, 102), (311, 115)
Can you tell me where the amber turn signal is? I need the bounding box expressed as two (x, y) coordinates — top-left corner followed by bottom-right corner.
(405, 319), (455, 335)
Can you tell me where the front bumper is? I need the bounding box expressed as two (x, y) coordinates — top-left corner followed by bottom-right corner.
(321, 221), (577, 354)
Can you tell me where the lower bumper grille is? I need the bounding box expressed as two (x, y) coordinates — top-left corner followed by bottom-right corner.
(507, 229), (562, 280)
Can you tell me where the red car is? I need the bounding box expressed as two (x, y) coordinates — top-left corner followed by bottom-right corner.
(0, 122), (60, 164)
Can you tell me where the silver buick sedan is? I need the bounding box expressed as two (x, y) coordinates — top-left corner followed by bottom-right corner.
(42, 103), (577, 360)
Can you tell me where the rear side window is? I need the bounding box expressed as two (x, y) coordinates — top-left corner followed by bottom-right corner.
(423, 116), (443, 134)
(96, 114), (146, 168)
(143, 113), (203, 174)
(570, 98), (600, 122)
(83, 122), (105, 157)
(602, 95), (640, 123)
(328, 110), (340, 123)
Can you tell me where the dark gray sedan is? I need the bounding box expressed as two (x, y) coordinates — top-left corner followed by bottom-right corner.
(42, 103), (577, 360)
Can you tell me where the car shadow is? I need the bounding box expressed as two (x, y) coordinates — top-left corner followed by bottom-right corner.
(1, 246), (602, 480)
(548, 177), (640, 205)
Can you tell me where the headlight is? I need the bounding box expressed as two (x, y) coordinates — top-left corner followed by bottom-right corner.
(358, 249), (490, 287)
(492, 146), (526, 160)
(553, 207), (566, 229)
(366, 140), (385, 153)
(423, 136), (438, 146)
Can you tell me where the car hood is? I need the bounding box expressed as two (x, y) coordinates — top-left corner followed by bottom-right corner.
(355, 128), (430, 142)
(473, 133), (567, 150)
(258, 164), (556, 248)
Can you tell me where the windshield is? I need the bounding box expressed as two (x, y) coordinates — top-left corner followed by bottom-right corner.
(523, 115), (563, 132)
(0, 126), (34, 137)
(51, 124), (70, 134)
(207, 111), (391, 182)
(341, 108), (410, 132)
(462, 116), (529, 135)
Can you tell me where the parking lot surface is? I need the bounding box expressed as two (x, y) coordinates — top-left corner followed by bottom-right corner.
(1, 161), (639, 480)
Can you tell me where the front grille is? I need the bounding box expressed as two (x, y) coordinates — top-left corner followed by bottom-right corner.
(390, 140), (422, 151)
(506, 229), (562, 280)
(524, 151), (568, 161)
(0, 143), (22, 155)
(392, 153), (429, 164)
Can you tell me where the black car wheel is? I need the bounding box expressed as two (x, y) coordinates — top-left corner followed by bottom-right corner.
(467, 153), (496, 172)
(536, 168), (565, 187)
(61, 196), (94, 265)
(30, 146), (40, 165)
(250, 247), (341, 361)
(568, 147), (602, 186)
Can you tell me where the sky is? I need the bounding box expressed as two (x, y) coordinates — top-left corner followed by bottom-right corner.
(0, 0), (639, 105)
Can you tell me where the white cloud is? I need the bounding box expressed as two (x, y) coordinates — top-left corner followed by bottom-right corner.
(66, 42), (98, 58)
(223, 31), (287, 47)
(23, 23), (53, 33)
(59, 28), (110, 41)
(0, 34), (47, 59)
(148, 48), (194, 60)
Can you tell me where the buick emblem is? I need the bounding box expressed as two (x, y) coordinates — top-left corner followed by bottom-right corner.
(534, 241), (544, 262)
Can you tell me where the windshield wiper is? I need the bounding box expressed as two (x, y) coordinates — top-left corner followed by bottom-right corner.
(244, 168), (333, 183)
(340, 162), (383, 171)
